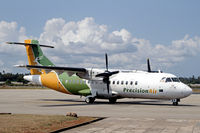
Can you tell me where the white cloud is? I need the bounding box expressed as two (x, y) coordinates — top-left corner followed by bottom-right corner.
(0, 21), (28, 54)
(38, 17), (200, 71)
(0, 18), (200, 74)
(0, 21), (27, 42)
(0, 60), (4, 66)
(39, 17), (135, 55)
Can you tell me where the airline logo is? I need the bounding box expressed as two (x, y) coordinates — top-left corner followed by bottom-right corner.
(123, 88), (157, 94)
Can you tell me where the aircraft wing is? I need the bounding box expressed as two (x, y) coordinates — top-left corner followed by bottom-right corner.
(16, 65), (89, 78)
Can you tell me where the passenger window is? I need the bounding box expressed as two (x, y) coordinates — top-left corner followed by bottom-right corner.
(126, 81), (128, 85)
(166, 78), (172, 82)
(117, 81), (119, 84)
(121, 81), (124, 85)
(113, 81), (115, 84)
(135, 81), (138, 85)
(130, 81), (133, 85)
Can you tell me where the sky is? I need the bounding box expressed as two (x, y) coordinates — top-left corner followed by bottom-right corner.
(0, 0), (200, 77)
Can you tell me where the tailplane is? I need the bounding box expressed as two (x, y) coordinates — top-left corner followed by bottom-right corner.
(7, 39), (54, 75)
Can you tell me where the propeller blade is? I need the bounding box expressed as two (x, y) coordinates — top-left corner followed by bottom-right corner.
(110, 71), (119, 75)
(96, 72), (107, 77)
(96, 71), (119, 77)
(147, 58), (151, 72)
(105, 53), (108, 72)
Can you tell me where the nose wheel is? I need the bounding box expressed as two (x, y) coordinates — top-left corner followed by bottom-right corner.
(172, 99), (180, 106)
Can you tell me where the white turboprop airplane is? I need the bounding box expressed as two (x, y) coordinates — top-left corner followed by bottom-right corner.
(7, 40), (193, 105)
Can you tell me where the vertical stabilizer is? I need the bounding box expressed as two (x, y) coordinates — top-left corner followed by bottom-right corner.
(24, 39), (54, 75)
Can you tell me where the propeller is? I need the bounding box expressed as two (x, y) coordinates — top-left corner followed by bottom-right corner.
(96, 53), (119, 94)
(105, 53), (108, 72)
(147, 58), (162, 73)
(147, 58), (151, 72)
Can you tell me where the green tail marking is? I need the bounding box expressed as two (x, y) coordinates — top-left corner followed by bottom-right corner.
(31, 40), (54, 66)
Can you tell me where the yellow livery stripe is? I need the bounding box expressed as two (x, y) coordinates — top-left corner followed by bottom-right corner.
(24, 39), (41, 75)
(41, 71), (71, 94)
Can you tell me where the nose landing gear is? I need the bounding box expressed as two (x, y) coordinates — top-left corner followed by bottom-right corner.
(172, 99), (180, 106)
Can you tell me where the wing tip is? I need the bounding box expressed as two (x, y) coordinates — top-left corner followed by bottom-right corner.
(14, 64), (26, 67)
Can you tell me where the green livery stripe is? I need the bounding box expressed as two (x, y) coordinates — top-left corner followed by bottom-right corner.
(58, 72), (91, 96)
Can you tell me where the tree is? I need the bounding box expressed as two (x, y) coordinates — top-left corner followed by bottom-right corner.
(5, 79), (11, 85)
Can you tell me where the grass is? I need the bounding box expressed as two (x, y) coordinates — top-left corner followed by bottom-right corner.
(0, 114), (99, 133)
(192, 88), (200, 93)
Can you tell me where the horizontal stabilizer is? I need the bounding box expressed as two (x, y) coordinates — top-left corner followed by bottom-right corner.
(15, 64), (87, 73)
(6, 42), (54, 48)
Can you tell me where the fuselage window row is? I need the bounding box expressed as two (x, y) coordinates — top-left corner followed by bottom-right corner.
(112, 80), (137, 86)
(66, 79), (138, 86)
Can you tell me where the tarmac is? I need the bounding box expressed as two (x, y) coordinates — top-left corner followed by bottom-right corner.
(0, 89), (200, 133)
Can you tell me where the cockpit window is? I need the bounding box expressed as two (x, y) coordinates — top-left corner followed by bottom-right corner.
(164, 77), (180, 83)
(160, 77), (166, 82)
(165, 78), (172, 82)
(171, 77), (180, 82)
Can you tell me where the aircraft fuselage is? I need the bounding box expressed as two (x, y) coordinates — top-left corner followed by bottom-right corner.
(24, 69), (192, 103)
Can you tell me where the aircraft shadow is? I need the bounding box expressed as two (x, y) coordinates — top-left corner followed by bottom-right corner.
(39, 99), (198, 107)
(40, 99), (84, 103)
(115, 101), (198, 107)
(39, 99), (88, 107)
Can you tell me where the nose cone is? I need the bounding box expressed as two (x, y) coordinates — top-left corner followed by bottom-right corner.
(185, 85), (193, 97)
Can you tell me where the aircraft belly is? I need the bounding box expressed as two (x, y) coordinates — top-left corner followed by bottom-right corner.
(119, 93), (168, 99)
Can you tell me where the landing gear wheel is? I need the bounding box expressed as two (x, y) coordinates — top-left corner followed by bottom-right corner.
(109, 98), (117, 104)
(172, 99), (180, 106)
(85, 97), (95, 104)
(173, 102), (178, 106)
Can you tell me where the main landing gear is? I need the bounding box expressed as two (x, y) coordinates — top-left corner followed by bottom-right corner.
(109, 98), (117, 104)
(85, 97), (95, 104)
(172, 99), (180, 106)
(85, 97), (118, 104)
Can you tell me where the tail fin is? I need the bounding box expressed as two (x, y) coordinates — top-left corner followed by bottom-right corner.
(7, 39), (54, 75)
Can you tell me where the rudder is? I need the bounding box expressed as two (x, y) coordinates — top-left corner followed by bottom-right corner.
(24, 39), (55, 75)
